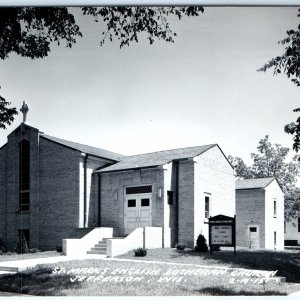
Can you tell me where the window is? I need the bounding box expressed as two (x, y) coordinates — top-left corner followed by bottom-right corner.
(298, 217), (300, 233)
(19, 140), (30, 211)
(284, 221), (286, 233)
(273, 200), (277, 217)
(205, 196), (210, 218)
(249, 227), (257, 232)
(274, 231), (277, 248)
(128, 199), (136, 207)
(126, 186), (152, 195)
(167, 191), (174, 205)
(141, 198), (150, 207)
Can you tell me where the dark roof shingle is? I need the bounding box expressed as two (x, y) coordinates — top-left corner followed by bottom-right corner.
(236, 177), (275, 190)
(40, 134), (124, 161)
(98, 144), (217, 173)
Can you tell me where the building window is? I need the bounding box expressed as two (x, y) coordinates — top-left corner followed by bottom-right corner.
(126, 185), (152, 195)
(274, 231), (277, 248)
(19, 140), (30, 211)
(205, 196), (210, 218)
(167, 191), (174, 205)
(273, 200), (277, 217)
(284, 221), (286, 233)
(298, 217), (300, 233)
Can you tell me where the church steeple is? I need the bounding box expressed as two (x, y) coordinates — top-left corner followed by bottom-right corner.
(20, 101), (29, 123)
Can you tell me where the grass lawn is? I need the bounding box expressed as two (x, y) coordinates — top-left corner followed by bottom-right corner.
(0, 251), (62, 262)
(0, 248), (300, 296)
(119, 248), (300, 283)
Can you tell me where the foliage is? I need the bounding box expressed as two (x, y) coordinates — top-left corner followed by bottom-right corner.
(229, 135), (300, 220)
(133, 247), (147, 257)
(175, 243), (186, 250)
(0, 95), (18, 129)
(82, 7), (204, 48)
(14, 233), (29, 254)
(0, 6), (204, 129)
(285, 108), (300, 155)
(258, 9), (300, 155)
(0, 236), (7, 253)
(228, 155), (253, 179)
(195, 234), (208, 252)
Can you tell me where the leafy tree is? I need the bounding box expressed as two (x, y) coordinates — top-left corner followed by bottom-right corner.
(229, 135), (300, 220)
(258, 9), (300, 156)
(228, 155), (253, 179)
(0, 6), (204, 129)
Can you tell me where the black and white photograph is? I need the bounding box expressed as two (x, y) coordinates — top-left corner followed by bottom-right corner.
(0, 2), (300, 297)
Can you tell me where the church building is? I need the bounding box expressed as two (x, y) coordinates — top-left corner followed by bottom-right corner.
(0, 103), (235, 251)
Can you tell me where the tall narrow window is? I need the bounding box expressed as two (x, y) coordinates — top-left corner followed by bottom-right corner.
(19, 140), (30, 211)
(273, 200), (277, 217)
(205, 196), (210, 218)
(274, 231), (277, 248)
(298, 217), (300, 233)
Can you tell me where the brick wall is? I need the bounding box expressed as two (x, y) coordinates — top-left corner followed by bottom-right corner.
(0, 145), (7, 244)
(236, 189), (265, 248)
(39, 137), (81, 250)
(100, 167), (163, 237)
(194, 146), (235, 247)
(265, 181), (284, 250)
(5, 124), (40, 250)
(178, 159), (195, 248)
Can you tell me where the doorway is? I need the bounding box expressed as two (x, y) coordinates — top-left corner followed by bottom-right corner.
(248, 226), (259, 249)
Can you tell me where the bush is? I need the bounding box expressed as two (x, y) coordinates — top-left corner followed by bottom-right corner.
(0, 236), (7, 253)
(28, 248), (41, 253)
(14, 233), (29, 254)
(134, 248), (147, 257)
(175, 243), (186, 251)
(195, 234), (208, 252)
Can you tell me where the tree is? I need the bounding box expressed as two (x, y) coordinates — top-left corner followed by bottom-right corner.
(258, 9), (300, 156)
(0, 6), (204, 129)
(229, 135), (300, 220)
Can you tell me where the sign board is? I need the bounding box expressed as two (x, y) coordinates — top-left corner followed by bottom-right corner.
(208, 214), (236, 254)
(211, 225), (232, 245)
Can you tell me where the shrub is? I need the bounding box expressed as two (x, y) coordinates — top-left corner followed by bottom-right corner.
(195, 234), (208, 252)
(175, 243), (186, 251)
(134, 248), (147, 257)
(0, 236), (7, 253)
(14, 233), (29, 254)
(28, 248), (41, 253)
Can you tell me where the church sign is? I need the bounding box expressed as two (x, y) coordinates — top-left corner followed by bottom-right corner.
(208, 214), (236, 254)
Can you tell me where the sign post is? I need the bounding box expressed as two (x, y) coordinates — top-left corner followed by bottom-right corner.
(208, 214), (236, 255)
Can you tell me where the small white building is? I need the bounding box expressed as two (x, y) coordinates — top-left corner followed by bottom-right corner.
(285, 217), (300, 245)
(236, 177), (284, 250)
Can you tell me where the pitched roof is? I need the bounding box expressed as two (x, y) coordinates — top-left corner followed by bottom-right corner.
(235, 177), (275, 190)
(97, 144), (217, 173)
(40, 134), (124, 161)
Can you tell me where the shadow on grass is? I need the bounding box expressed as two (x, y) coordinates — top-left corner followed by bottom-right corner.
(203, 249), (300, 283)
(0, 266), (83, 296)
(193, 287), (287, 296)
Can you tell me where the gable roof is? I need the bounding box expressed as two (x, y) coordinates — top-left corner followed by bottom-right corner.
(236, 177), (275, 190)
(97, 144), (217, 173)
(40, 134), (124, 161)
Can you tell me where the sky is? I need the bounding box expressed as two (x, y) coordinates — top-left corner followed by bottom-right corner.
(0, 6), (300, 165)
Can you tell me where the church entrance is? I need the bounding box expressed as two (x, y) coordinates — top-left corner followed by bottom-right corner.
(124, 190), (152, 235)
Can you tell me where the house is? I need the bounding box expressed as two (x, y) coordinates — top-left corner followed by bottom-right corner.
(0, 113), (235, 252)
(235, 177), (284, 250)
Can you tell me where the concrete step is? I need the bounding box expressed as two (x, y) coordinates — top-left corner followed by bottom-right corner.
(0, 266), (19, 272)
(268, 276), (286, 283)
(87, 250), (107, 255)
(91, 246), (107, 251)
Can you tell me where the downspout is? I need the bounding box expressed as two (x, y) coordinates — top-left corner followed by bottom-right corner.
(83, 154), (88, 228)
(98, 174), (101, 227)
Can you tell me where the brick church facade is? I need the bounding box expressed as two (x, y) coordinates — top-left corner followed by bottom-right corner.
(0, 120), (235, 251)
